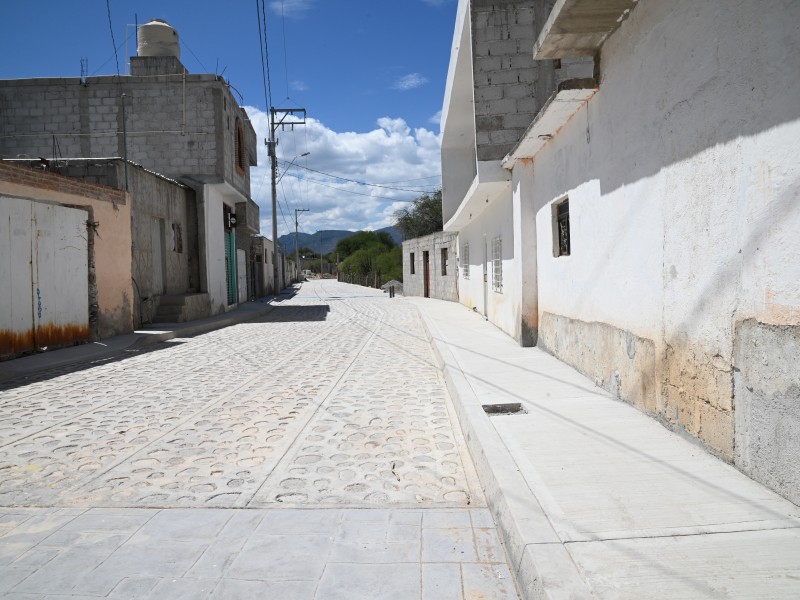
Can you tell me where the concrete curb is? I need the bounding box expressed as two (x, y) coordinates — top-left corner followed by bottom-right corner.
(416, 305), (594, 600)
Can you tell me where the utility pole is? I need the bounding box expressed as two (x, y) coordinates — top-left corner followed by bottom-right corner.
(267, 107), (306, 293)
(294, 208), (309, 280)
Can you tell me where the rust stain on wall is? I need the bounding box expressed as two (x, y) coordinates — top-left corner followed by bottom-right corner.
(0, 324), (89, 360)
(0, 329), (35, 358)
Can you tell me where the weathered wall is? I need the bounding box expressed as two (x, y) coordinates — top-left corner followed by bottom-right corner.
(123, 163), (199, 300)
(528, 0), (800, 500)
(402, 232), (459, 301)
(0, 73), (255, 201)
(733, 321), (800, 506)
(0, 162), (132, 341)
(0, 196), (88, 358)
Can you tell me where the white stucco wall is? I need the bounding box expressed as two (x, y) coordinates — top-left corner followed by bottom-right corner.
(527, 0), (800, 499)
(202, 184), (238, 314)
(457, 189), (520, 340)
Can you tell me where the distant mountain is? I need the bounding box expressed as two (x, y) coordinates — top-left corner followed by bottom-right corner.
(278, 226), (403, 256)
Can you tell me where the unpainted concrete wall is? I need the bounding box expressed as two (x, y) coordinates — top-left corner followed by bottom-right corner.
(0, 73), (255, 201)
(403, 232), (459, 301)
(471, 0), (541, 162)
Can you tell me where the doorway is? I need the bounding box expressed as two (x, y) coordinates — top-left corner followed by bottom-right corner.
(423, 251), (430, 298)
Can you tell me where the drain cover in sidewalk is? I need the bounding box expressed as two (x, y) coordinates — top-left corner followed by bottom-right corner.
(482, 402), (526, 416)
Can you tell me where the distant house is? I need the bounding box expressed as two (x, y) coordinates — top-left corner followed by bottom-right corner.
(0, 19), (261, 317)
(442, 0), (800, 504)
(402, 232), (457, 302)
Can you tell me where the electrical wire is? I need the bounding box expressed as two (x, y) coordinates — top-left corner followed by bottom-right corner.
(299, 177), (417, 202)
(105, 0), (120, 77)
(281, 0), (290, 100)
(278, 161), (438, 194)
(180, 38), (211, 74)
(256, 0), (273, 110)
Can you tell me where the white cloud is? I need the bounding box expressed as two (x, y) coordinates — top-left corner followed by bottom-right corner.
(244, 106), (442, 238)
(269, 0), (313, 17)
(290, 80), (308, 92)
(429, 110), (442, 126)
(392, 73), (428, 91)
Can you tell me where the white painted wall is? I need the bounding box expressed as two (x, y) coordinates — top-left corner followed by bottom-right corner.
(457, 188), (519, 339)
(527, 0), (800, 473)
(202, 184), (239, 314)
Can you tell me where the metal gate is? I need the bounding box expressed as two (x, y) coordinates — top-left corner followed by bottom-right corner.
(0, 196), (89, 358)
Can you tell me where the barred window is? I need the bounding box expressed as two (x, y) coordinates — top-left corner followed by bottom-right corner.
(441, 247), (448, 276)
(462, 244), (470, 278)
(552, 197), (571, 257)
(410, 252), (415, 275)
(492, 236), (502, 292)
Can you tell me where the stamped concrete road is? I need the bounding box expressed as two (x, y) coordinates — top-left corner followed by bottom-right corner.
(0, 280), (519, 599)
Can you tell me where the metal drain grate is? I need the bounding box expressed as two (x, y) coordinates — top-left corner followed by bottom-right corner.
(482, 402), (526, 416)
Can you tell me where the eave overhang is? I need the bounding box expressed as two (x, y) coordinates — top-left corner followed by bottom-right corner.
(534, 0), (638, 59)
(443, 160), (511, 232)
(502, 79), (597, 169)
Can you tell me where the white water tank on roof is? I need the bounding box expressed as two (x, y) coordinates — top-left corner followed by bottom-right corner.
(137, 19), (180, 59)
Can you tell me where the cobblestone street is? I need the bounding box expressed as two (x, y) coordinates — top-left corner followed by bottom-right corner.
(0, 281), (518, 599)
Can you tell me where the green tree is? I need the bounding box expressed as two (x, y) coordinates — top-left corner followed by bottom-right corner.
(336, 230), (402, 282)
(394, 189), (443, 240)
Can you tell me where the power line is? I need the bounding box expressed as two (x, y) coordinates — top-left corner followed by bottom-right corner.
(105, 0), (120, 77)
(256, 0), (273, 110)
(278, 160), (439, 194)
(281, 0), (290, 99)
(300, 177), (418, 202)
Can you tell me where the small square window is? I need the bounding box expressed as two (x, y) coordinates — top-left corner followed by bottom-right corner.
(410, 252), (415, 275)
(441, 247), (448, 276)
(462, 244), (470, 278)
(492, 236), (502, 292)
(552, 197), (571, 257)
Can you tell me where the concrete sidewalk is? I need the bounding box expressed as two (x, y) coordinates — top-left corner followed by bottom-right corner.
(0, 288), (297, 384)
(410, 298), (800, 600)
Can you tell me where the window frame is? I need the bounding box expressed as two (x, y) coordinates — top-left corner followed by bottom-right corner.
(552, 196), (571, 257)
(441, 247), (448, 276)
(492, 236), (502, 293)
(410, 252), (415, 275)
(462, 243), (470, 279)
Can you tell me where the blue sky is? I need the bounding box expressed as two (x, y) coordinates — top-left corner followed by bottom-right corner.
(0, 0), (458, 235)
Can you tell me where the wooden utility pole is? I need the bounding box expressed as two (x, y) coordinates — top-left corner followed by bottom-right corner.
(267, 107), (306, 292)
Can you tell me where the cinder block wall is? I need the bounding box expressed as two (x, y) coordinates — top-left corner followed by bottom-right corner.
(0, 73), (255, 201)
(471, 0), (541, 162)
(402, 232), (459, 301)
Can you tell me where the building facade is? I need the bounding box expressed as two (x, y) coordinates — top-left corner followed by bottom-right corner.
(442, 0), (800, 504)
(0, 19), (260, 315)
(402, 232), (458, 301)
(0, 161), (132, 357)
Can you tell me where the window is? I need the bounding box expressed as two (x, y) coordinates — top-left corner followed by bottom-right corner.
(462, 244), (469, 278)
(441, 247), (448, 276)
(410, 252), (415, 275)
(235, 118), (246, 175)
(492, 236), (502, 292)
(552, 197), (571, 257)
